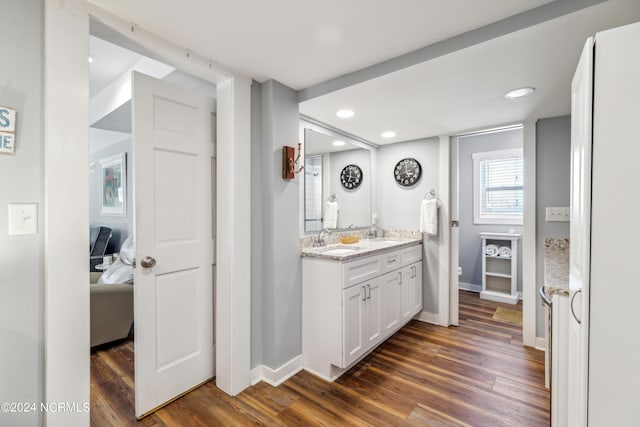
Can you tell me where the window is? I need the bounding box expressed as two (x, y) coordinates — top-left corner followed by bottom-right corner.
(304, 155), (323, 232)
(472, 148), (523, 225)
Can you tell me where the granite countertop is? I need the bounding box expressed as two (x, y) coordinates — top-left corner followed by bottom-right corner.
(544, 238), (570, 296)
(301, 238), (421, 262)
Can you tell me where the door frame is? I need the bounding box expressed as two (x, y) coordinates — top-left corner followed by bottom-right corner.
(443, 122), (537, 347)
(44, 2), (251, 425)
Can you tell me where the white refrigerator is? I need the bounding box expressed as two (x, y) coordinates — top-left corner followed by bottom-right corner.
(569, 21), (640, 426)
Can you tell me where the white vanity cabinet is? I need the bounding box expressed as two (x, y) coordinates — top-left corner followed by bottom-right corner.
(342, 277), (382, 367)
(302, 241), (423, 381)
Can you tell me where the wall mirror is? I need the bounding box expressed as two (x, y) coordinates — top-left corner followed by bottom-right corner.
(303, 128), (373, 234)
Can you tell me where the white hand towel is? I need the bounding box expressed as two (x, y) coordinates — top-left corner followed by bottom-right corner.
(324, 201), (339, 228)
(419, 199), (438, 235)
(485, 244), (499, 256)
(498, 246), (512, 258)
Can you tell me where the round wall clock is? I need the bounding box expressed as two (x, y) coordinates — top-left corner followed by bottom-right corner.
(340, 164), (363, 189)
(394, 158), (422, 186)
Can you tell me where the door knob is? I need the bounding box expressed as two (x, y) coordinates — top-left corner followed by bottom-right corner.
(140, 256), (157, 268)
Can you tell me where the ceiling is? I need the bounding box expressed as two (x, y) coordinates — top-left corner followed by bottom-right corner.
(86, 0), (640, 144)
(87, 0), (554, 90)
(305, 129), (360, 156)
(301, 0), (640, 143)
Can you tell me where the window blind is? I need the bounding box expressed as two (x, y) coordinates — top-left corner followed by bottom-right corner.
(479, 156), (523, 218)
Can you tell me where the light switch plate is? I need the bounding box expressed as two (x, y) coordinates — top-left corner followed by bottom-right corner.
(546, 207), (570, 222)
(8, 203), (38, 235)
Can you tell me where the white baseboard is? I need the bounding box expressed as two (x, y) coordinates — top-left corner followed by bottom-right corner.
(459, 283), (524, 301)
(250, 354), (304, 387)
(535, 337), (546, 351)
(459, 282), (481, 293)
(414, 310), (440, 325)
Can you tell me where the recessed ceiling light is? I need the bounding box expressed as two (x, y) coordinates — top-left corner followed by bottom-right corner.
(336, 109), (354, 118)
(504, 87), (535, 99)
(333, 140), (346, 147)
(381, 131), (396, 139)
(88, 56), (94, 64)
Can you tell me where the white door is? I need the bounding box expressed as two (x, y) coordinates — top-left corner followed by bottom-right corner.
(133, 72), (215, 418)
(568, 37), (593, 427)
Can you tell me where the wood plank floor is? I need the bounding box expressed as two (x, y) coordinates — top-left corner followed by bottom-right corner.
(91, 291), (549, 426)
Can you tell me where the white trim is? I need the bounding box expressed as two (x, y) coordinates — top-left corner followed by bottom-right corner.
(480, 290), (519, 305)
(522, 121), (537, 347)
(303, 366), (339, 383)
(414, 310), (441, 325)
(251, 356), (304, 387)
(535, 337), (546, 351)
(44, 1), (90, 425)
(250, 366), (264, 386)
(45, 2), (252, 420)
(449, 136), (459, 326)
(438, 136), (451, 326)
(459, 282), (482, 293)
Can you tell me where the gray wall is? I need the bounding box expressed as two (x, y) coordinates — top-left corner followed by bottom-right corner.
(328, 148), (371, 227)
(0, 1), (44, 425)
(458, 128), (524, 293)
(377, 138), (440, 313)
(88, 137), (133, 253)
(250, 81), (263, 368)
(257, 80), (302, 369)
(536, 116), (571, 337)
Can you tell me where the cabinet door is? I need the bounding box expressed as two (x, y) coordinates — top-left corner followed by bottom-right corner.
(400, 267), (413, 323)
(411, 261), (423, 315)
(364, 279), (383, 348)
(342, 284), (366, 367)
(381, 271), (401, 336)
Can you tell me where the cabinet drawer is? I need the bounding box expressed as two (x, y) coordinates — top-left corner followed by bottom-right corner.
(381, 251), (401, 272)
(343, 256), (382, 288)
(401, 245), (422, 266)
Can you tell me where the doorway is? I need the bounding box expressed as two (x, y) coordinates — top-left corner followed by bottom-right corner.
(44, 4), (251, 423)
(452, 125), (528, 334)
(88, 28), (218, 418)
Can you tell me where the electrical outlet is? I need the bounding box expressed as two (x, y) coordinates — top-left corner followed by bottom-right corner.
(8, 203), (38, 235)
(546, 207), (570, 222)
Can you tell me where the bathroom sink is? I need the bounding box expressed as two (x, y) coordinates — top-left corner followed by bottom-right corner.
(324, 248), (358, 255)
(318, 245), (361, 255)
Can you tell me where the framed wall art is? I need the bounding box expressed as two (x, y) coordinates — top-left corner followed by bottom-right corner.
(99, 153), (126, 216)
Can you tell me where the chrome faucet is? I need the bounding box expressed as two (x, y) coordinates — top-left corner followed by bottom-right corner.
(314, 228), (332, 247)
(367, 224), (381, 239)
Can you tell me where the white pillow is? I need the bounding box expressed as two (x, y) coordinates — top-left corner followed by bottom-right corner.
(97, 259), (133, 284)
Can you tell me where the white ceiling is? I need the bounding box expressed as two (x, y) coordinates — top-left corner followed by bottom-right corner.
(89, 35), (142, 97)
(301, 0), (640, 143)
(87, 0), (553, 89)
(86, 0), (640, 145)
(305, 129), (360, 156)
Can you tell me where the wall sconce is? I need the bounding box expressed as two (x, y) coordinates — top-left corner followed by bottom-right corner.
(282, 142), (303, 179)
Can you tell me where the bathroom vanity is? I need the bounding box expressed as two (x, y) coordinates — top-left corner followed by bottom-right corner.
(301, 238), (422, 381)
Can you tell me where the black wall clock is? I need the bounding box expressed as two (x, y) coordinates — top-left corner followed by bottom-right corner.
(340, 164), (363, 189)
(394, 158), (422, 186)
